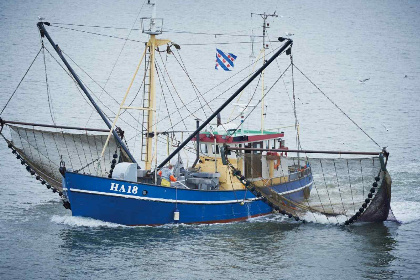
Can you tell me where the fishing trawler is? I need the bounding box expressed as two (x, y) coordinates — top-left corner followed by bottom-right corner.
(0, 5), (392, 226)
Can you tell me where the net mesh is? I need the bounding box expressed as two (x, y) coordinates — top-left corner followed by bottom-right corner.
(5, 124), (122, 190)
(229, 154), (391, 225)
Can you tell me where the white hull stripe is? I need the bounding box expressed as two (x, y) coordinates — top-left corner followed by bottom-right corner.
(68, 182), (312, 205)
(69, 188), (259, 204)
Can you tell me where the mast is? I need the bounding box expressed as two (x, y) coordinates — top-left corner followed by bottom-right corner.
(141, 3), (170, 170)
(251, 12), (278, 133)
(146, 34), (157, 170)
(36, 21), (137, 164)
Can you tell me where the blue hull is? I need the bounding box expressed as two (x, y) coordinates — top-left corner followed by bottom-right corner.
(64, 172), (312, 226)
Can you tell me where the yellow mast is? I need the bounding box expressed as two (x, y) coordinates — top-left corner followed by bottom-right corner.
(144, 34), (170, 170)
(145, 35), (156, 170)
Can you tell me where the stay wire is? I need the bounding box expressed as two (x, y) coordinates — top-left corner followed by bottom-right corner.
(154, 45), (281, 130)
(0, 47), (43, 116)
(231, 63), (292, 134)
(156, 52), (198, 120)
(60, 49), (145, 127)
(228, 72), (262, 124)
(154, 58), (189, 130)
(172, 49), (230, 135)
(292, 64), (381, 149)
(43, 47), (98, 114)
(85, 0), (148, 126)
(41, 42), (56, 125)
(266, 32), (294, 112)
(51, 22), (263, 38)
(171, 50), (207, 119)
(44, 47), (145, 139)
(49, 25), (261, 46)
(155, 55), (175, 130)
(126, 46), (282, 142)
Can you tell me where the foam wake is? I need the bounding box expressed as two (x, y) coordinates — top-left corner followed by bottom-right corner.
(51, 215), (126, 228)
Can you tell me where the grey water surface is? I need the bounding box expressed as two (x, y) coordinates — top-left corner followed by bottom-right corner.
(1, 0), (419, 279)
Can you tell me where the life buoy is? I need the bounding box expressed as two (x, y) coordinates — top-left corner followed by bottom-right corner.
(274, 153), (281, 170)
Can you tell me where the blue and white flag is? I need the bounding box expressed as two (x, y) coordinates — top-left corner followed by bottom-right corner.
(215, 49), (237, 71)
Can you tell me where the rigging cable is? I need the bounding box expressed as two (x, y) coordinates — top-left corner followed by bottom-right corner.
(157, 46), (283, 133)
(266, 31), (295, 115)
(41, 42), (57, 125)
(154, 58), (189, 129)
(230, 64), (292, 134)
(0, 47), (43, 116)
(85, 0), (149, 126)
(171, 50), (207, 119)
(125, 45), (283, 142)
(44, 47), (148, 138)
(49, 24), (261, 46)
(155, 54), (175, 131)
(154, 46), (281, 128)
(172, 48), (232, 135)
(292, 64), (381, 149)
(43, 47), (96, 112)
(61, 49), (145, 124)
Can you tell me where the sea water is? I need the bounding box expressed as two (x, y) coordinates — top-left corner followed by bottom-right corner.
(0, 0), (419, 279)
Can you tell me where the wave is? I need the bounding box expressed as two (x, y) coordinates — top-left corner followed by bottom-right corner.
(51, 215), (126, 228)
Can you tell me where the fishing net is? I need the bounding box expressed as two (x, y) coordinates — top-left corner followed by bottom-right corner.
(228, 153), (391, 225)
(1, 123), (125, 191)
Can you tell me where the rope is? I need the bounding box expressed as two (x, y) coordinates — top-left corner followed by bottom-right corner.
(156, 59), (174, 131)
(150, 45), (282, 132)
(60, 131), (74, 169)
(41, 43), (57, 125)
(308, 162), (331, 223)
(320, 159), (339, 224)
(0, 47), (43, 116)
(59, 49), (147, 132)
(346, 159), (356, 213)
(292, 63), (381, 149)
(333, 160), (347, 214)
(155, 53), (198, 121)
(85, 0), (148, 126)
(229, 64), (292, 134)
(360, 159), (365, 198)
(154, 60), (189, 130)
(51, 22), (263, 38)
(50, 25), (260, 46)
(228, 73), (262, 124)
(31, 127), (43, 168)
(171, 50), (208, 119)
(78, 134), (90, 174)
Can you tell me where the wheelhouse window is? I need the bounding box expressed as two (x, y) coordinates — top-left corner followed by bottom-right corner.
(252, 141), (263, 154)
(200, 143), (208, 154)
(211, 144), (220, 154)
